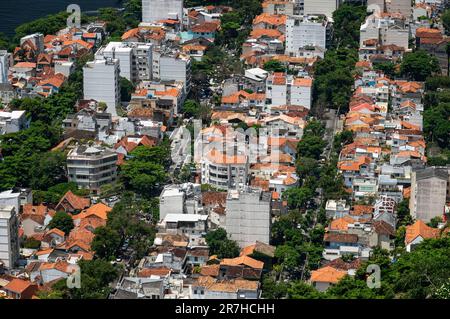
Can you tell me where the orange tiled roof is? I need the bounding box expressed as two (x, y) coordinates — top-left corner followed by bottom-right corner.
(4, 278), (34, 294)
(75, 203), (112, 221)
(338, 156), (371, 172)
(220, 255), (264, 269)
(310, 266), (347, 284)
(191, 21), (220, 33)
(293, 78), (313, 87)
(57, 191), (91, 211)
(405, 220), (440, 245)
(416, 27), (442, 39)
(351, 205), (373, 216)
(253, 13), (286, 26)
(13, 62), (36, 68)
(122, 28), (140, 40)
(330, 216), (356, 231)
(250, 28), (282, 39)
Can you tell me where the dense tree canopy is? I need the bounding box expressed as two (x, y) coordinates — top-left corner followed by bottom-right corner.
(48, 212), (74, 235)
(205, 228), (240, 259)
(400, 50), (440, 81)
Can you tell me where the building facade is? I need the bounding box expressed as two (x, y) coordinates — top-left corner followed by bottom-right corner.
(142, 0), (184, 23)
(285, 14), (330, 55)
(95, 42), (153, 83)
(409, 167), (448, 222)
(0, 206), (20, 269)
(83, 58), (121, 116)
(225, 188), (272, 248)
(67, 145), (118, 191)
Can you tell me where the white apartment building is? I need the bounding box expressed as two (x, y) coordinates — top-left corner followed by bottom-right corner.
(225, 188), (272, 248)
(285, 15), (330, 55)
(409, 167), (448, 222)
(303, 0), (340, 19)
(263, 0), (295, 15)
(0, 206), (19, 269)
(83, 58), (121, 116)
(386, 0), (412, 19)
(142, 0), (184, 23)
(67, 145), (118, 192)
(201, 149), (249, 190)
(0, 110), (28, 135)
(360, 13), (410, 50)
(152, 49), (192, 93)
(0, 50), (12, 84)
(95, 42), (153, 83)
(265, 73), (313, 110)
(159, 187), (185, 220)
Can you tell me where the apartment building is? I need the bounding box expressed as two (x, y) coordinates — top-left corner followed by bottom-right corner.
(285, 14), (330, 55)
(0, 110), (28, 135)
(386, 0), (412, 19)
(201, 149), (249, 190)
(67, 145), (118, 191)
(152, 49), (192, 94)
(262, 0), (295, 15)
(83, 58), (121, 116)
(142, 0), (184, 23)
(159, 183), (202, 221)
(303, 0), (340, 19)
(158, 214), (208, 239)
(360, 13), (410, 50)
(409, 167), (448, 222)
(95, 42), (153, 82)
(265, 73), (313, 110)
(0, 206), (20, 269)
(0, 50), (12, 84)
(225, 188), (272, 248)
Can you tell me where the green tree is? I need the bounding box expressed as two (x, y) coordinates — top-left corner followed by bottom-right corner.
(442, 9), (450, 35)
(48, 211), (74, 235)
(283, 187), (314, 210)
(263, 60), (286, 72)
(91, 226), (122, 260)
(119, 77), (134, 102)
(297, 135), (326, 159)
(400, 50), (440, 81)
(183, 99), (201, 118)
(205, 228), (240, 259)
(288, 281), (324, 299)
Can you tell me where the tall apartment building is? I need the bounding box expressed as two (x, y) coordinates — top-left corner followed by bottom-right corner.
(0, 50), (12, 83)
(83, 58), (121, 116)
(409, 167), (448, 222)
(201, 149), (249, 190)
(262, 0), (296, 15)
(385, 0), (412, 18)
(67, 145), (118, 192)
(303, 0), (341, 19)
(285, 14), (331, 55)
(0, 206), (20, 269)
(225, 188), (272, 248)
(0, 110), (28, 135)
(142, 0), (184, 23)
(360, 13), (410, 50)
(265, 73), (313, 110)
(152, 49), (191, 93)
(95, 42), (153, 83)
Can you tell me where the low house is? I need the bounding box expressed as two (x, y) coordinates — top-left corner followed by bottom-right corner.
(2, 278), (38, 299)
(21, 204), (55, 237)
(190, 276), (259, 299)
(55, 191), (90, 214)
(404, 220), (440, 252)
(310, 266), (347, 292)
